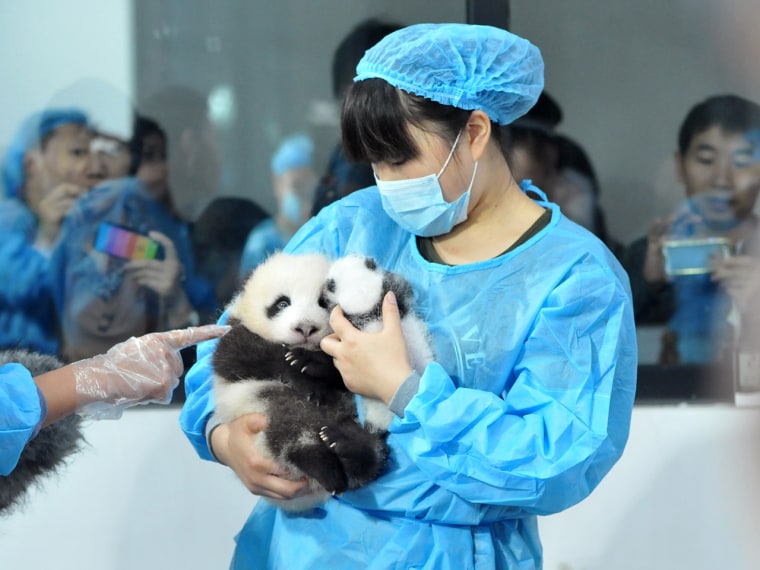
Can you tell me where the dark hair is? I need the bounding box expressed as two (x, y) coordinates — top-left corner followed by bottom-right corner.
(331, 19), (402, 100)
(137, 85), (207, 149)
(128, 115), (166, 175)
(341, 78), (500, 164)
(192, 197), (268, 254)
(502, 125), (556, 177)
(678, 94), (760, 154)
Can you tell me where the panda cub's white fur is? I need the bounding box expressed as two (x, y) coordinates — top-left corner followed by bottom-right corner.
(213, 252), (389, 512)
(323, 255), (434, 431)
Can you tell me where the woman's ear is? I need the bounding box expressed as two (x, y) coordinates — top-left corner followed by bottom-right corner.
(465, 110), (492, 162)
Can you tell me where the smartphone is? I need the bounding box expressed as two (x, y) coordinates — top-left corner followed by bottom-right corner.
(662, 237), (731, 276)
(93, 222), (165, 261)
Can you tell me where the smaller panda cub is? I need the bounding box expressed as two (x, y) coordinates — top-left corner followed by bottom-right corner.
(213, 252), (389, 512)
(323, 255), (435, 432)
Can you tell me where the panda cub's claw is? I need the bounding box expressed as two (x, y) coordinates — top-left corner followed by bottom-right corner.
(286, 347), (341, 384)
(319, 427), (338, 450)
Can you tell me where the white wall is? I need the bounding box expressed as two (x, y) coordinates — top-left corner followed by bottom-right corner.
(1, 405), (757, 569)
(0, 0), (133, 152)
(0, 409), (254, 569)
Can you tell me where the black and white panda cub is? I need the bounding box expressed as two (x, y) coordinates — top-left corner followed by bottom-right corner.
(322, 254), (435, 433)
(212, 252), (389, 511)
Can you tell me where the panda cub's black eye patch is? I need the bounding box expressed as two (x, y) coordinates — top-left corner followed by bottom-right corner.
(318, 292), (329, 309)
(364, 258), (377, 271)
(267, 295), (291, 319)
(325, 278), (336, 293)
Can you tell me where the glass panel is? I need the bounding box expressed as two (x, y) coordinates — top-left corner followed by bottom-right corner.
(0, 1), (467, 392)
(508, 1), (760, 402)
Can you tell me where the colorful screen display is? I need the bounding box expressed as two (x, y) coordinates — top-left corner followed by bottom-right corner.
(93, 222), (164, 261)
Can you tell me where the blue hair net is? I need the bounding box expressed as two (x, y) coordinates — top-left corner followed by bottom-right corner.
(354, 23), (544, 126)
(2, 108), (89, 198)
(271, 133), (314, 175)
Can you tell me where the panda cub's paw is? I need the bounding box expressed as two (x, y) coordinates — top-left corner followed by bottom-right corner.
(285, 347), (342, 384)
(318, 422), (388, 487)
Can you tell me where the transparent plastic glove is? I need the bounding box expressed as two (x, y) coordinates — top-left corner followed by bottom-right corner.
(72, 324), (229, 419)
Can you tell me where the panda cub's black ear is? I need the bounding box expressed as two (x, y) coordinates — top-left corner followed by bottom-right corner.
(325, 278), (336, 293)
(382, 273), (412, 318)
(364, 257), (378, 271)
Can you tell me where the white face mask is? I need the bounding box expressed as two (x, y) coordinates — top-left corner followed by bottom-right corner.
(374, 131), (478, 237)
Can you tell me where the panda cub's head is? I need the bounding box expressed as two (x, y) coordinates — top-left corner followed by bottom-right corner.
(228, 252), (331, 349)
(323, 255), (413, 329)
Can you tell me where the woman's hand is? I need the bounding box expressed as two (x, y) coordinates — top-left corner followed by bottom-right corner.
(70, 324), (229, 419)
(320, 291), (413, 404)
(210, 414), (309, 500)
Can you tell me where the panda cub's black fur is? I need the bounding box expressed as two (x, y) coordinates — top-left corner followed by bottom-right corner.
(0, 349), (85, 514)
(213, 252), (389, 511)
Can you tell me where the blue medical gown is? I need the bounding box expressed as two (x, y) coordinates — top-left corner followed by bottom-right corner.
(180, 185), (637, 569)
(0, 363), (42, 475)
(0, 199), (60, 355)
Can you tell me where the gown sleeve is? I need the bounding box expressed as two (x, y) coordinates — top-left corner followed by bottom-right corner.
(0, 364), (45, 476)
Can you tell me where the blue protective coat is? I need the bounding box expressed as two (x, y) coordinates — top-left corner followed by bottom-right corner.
(0, 199), (60, 355)
(238, 218), (286, 279)
(179, 183), (637, 569)
(0, 363), (42, 476)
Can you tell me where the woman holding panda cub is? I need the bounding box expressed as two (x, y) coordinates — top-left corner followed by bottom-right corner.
(180, 23), (636, 569)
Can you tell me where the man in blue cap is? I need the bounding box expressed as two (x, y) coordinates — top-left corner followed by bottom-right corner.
(0, 108), (99, 354)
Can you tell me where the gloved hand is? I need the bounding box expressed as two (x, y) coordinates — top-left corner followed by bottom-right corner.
(72, 324), (229, 419)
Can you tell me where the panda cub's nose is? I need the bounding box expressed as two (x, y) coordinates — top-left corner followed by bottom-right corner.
(295, 322), (321, 340)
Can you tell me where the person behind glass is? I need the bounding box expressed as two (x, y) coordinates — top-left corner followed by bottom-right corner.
(238, 133), (317, 277)
(309, 17), (402, 215)
(50, 90), (219, 363)
(503, 90), (562, 192)
(180, 23), (637, 569)
(505, 93), (623, 257)
(0, 109), (102, 355)
(192, 196), (268, 323)
(552, 133), (625, 259)
(623, 94), (760, 364)
(0, 323), (227, 476)
(90, 128), (132, 182)
(48, 77), (135, 184)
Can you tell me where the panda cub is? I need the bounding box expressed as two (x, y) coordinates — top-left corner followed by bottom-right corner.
(212, 252), (389, 511)
(323, 254), (434, 432)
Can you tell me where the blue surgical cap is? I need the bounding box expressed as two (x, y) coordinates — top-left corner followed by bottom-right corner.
(2, 108), (90, 198)
(354, 23), (544, 126)
(271, 133), (314, 175)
